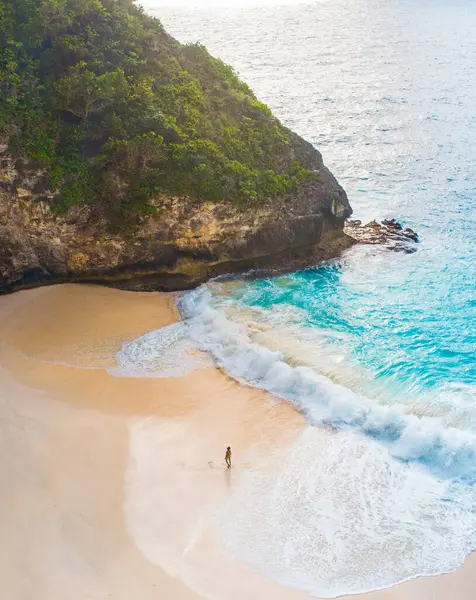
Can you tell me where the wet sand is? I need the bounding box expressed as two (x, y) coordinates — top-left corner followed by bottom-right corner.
(0, 284), (474, 600)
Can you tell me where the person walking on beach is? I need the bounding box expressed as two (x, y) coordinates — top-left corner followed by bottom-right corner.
(225, 446), (232, 469)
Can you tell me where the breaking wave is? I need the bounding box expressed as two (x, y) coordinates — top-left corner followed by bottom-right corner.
(178, 285), (476, 481)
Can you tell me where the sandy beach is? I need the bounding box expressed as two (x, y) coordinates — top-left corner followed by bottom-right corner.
(0, 283), (474, 600)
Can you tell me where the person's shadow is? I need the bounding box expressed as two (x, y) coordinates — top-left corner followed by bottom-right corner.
(225, 466), (232, 489)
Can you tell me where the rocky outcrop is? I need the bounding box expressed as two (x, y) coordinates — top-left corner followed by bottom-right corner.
(344, 219), (419, 253)
(0, 136), (354, 294)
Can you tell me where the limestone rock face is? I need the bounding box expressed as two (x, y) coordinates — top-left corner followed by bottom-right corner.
(0, 136), (353, 294)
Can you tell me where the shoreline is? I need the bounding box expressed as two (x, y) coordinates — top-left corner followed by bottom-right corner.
(0, 283), (474, 600)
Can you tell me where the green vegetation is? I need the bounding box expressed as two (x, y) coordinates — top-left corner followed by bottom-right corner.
(0, 0), (309, 228)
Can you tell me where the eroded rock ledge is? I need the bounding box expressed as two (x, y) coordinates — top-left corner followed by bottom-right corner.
(0, 137), (354, 294)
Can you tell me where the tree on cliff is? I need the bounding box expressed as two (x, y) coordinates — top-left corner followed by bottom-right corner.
(0, 0), (309, 229)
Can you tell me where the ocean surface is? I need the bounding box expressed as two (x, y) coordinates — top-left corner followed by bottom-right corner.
(125, 0), (476, 596)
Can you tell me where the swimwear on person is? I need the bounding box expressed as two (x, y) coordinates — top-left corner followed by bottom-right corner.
(225, 446), (232, 468)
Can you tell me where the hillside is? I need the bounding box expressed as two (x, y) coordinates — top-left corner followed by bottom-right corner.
(0, 0), (314, 227)
(0, 0), (352, 292)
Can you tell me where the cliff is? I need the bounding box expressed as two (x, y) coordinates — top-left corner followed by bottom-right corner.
(0, 0), (353, 293)
(0, 135), (352, 293)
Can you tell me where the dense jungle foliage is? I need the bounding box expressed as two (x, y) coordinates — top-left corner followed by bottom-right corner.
(0, 0), (309, 228)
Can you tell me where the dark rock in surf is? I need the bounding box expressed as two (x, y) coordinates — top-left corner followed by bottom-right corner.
(382, 218), (403, 231)
(345, 218), (420, 252)
(402, 228), (419, 242)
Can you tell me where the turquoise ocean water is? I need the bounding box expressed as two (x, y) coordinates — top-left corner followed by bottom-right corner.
(126, 0), (476, 595)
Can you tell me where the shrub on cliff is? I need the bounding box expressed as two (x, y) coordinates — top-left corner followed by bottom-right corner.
(0, 0), (309, 228)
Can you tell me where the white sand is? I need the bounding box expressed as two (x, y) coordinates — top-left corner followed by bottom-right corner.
(0, 284), (474, 600)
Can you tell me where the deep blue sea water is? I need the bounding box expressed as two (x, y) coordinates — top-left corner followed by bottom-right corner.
(129, 0), (476, 595)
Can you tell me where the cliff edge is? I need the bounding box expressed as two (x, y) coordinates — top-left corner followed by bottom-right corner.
(0, 134), (352, 292)
(0, 0), (352, 293)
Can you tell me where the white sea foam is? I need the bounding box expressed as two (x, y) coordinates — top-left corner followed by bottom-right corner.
(125, 418), (476, 599)
(110, 321), (209, 378)
(218, 427), (476, 597)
